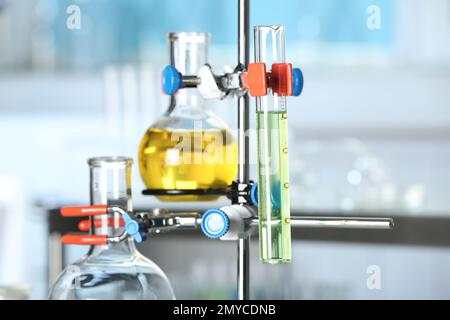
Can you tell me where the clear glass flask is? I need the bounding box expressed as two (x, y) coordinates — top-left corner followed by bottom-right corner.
(48, 157), (175, 300)
(138, 32), (238, 202)
(255, 26), (292, 264)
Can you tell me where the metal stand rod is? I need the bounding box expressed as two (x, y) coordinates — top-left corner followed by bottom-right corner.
(237, 2), (250, 181)
(237, 237), (250, 299)
(237, 0), (251, 301)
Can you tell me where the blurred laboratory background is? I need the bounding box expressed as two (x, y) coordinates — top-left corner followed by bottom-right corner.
(1, 0), (450, 299)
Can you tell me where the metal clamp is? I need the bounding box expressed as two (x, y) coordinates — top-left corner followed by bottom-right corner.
(60, 205), (394, 243)
(59, 205), (201, 245)
(161, 62), (303, 99)
(134, 209), (201, 235)
(226, 180), (257, 205)
(161, 64), (248, 99)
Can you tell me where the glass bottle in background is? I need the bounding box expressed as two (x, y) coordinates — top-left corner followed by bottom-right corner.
(48, 157), (175, 300)
(138, 32), (238, 202)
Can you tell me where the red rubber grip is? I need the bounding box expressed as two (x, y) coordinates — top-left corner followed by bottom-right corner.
(78, 218), (124, 231)
(61, 205), (108, 217)
(246, 63), (268, 97)
(271, 63), (293, 96)
(61, 234), (107, 245)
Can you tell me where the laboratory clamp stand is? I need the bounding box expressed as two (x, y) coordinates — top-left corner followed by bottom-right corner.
(54, 0), (393, 300)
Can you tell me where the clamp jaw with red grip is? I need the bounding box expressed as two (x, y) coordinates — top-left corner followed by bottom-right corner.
(59, 205), (201, 246)
(77, 218), (124, 231)
(241, 63), (303, 97)
(60, 205), (145, 245)
(60, 205), (109, 245)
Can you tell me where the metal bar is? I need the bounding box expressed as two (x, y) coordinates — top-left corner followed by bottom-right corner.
(250, 216), (394, 230)
(237, 0), (251, 301)
(237, 237), (250, 300)
(182, 76), (201, 88)
(237, 0), (250, 182)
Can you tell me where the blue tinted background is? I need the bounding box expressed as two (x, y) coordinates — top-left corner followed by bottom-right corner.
(50, 0), (393, 67)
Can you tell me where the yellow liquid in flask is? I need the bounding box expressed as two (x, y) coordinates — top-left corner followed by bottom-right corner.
(138, 128), (238, 201)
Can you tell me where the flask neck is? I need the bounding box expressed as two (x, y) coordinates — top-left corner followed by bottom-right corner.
(169, 32), (209, 75)
(87, 157), (136, 256)
(167, 32), (210, 116)
(168, 89), (208, 116)
(88, 213), (137, 256)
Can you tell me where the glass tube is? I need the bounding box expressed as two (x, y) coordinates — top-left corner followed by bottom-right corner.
(254, 25), (291, 264)
(87, 156), (135, 256)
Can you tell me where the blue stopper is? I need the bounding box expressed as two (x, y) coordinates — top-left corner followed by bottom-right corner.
(292, 68), (304, 96)
(201, 209), (230, 239)
(162, 65), (182, 96)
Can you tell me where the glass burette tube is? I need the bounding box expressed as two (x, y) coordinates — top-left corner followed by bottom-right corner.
(254, 25), (291, 263)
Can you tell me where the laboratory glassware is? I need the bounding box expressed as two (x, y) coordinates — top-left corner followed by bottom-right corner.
(138, 32), (238, 202)
(254, 26), (291, 264)
(48, 157), (174, 300)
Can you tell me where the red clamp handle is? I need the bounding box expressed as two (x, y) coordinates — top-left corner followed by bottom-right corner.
(271, 63), (293, 96)
(243, 63), (268, 96)
(61, 205), (108, 217)
(78, 217), (124, 231)
(61, 234), (107, 245)
(243, 63), (294, 97)
(60, 205), (111, 245)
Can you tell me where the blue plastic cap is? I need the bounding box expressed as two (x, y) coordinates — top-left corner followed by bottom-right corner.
(162, 65), (182, 95)
(292, 68), (304, 96)
(201, 209), (230, 239)
(251, 182), (281, 209)
(250, 183), (258, 208)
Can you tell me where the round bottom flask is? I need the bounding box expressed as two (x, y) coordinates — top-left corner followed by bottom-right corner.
(138, 32), (238, 202)
(48, 157), (175, 300)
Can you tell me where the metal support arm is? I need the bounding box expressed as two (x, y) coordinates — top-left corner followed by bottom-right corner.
(131, 209), (393, 236)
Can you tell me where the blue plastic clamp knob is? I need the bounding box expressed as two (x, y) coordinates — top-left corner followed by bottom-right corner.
(292, 68), (304, 97)
(250, 183), (258, 208)
(122, 211), (144, 243)
(250, 182), (282, 209)
(201, 209), (230, 239)
(162, 65), (182, 96)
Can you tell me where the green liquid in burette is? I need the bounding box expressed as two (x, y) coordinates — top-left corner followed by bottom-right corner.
(256, 111), (292, 263)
